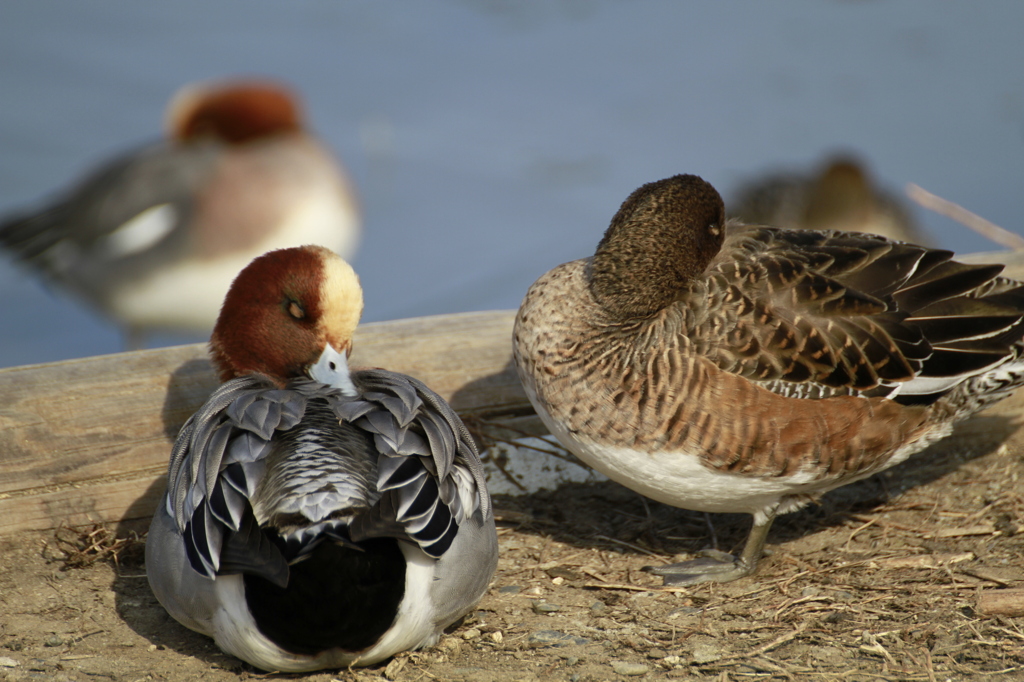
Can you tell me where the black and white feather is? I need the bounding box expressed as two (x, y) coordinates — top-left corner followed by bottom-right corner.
(147, 369), (497, 672)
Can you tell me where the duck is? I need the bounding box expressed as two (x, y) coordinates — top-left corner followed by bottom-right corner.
(146, 245), (497, 671)
(514, 174), (1024, 586)
(730, 154), (929, 244)
(0, 79), (360, 348)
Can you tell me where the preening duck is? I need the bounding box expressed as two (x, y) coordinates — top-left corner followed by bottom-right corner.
(730, 155), (928, 244)
(146, 245), (496, 671)
(0, 79), (360, 347)
(514, 174), (1024, 585)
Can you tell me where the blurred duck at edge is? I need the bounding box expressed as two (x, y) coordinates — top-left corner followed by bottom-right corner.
(0, 78), (361, 350)
(729, 154), (929, 245)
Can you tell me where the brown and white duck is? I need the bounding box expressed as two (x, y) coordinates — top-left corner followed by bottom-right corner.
(514, 174), (1024, 585)
(146, 246), (497, 670)
(0, 79), (360, 347)
(730, 155), (928, 244)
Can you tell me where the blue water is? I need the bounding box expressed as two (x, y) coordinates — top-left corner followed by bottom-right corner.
(2, 1), (1023, 367)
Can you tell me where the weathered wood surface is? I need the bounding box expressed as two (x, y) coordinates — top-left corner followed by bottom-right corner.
(3, 248), (1024, 538)
(977, 588), (1024, 617)
(0, 310), (527, 536)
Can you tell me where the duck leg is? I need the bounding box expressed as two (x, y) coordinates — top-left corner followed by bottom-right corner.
(643, 507), (777, 586)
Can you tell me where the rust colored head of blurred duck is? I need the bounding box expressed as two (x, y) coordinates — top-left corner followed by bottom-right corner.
(210, 245), (363, 392)
(166, 80), (304, 145)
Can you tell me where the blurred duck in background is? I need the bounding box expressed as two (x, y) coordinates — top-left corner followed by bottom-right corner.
(0, 79), (361, 349)
(729, 154), (928, 245)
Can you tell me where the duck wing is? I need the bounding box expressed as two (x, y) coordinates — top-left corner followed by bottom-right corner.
(0, 140), (218, 287)
(163, 369), (489, 587)
(692, 224), (1024, 402)
(338, 368), (490, 556)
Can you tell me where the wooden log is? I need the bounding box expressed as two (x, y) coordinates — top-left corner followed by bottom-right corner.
(3, 248), (1024, 538)
(0, 310), (528, 536)
(977, 589), (1024, 617)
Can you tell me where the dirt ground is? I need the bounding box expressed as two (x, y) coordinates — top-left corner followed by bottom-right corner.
(2, 403), (1024, 682)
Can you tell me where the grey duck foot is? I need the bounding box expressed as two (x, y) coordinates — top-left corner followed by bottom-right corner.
(642, 549), (755, 586)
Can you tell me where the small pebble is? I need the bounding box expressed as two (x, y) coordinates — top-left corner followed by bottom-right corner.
(0, 657), (18, 668)
(589, 600), (607, 615)
(384, 656), (407, 680)
(663, 655), (682, 667)
(437, 637), (462, 654)
(489, 631), (503, 644)
(44, 636), (63, 647)
(461, 628), (481, 640)
(450, 667), (487, 677)
(563, 656), (579, 666)
(551, 576), (564, 585)
(610, 661), (650, 676)
(690, 641), (723, 664)
(546, 566), (584, 581)
(646, 648), (669, 659)
(528, 630), (589, 647)
(498, 585), (522, 595)
(532, 601), (561, 614)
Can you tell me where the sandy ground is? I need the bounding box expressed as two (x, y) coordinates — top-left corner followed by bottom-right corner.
(2, 401), (1023, 682)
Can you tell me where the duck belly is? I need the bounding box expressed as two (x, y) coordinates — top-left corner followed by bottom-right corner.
(533, 404), (824, 516)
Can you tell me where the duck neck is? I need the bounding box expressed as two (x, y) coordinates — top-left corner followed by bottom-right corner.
(588, 175), (725, 320)
(588, 215), (716, 320)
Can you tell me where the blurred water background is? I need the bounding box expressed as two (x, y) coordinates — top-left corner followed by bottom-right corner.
(1, 1), (1023, 367)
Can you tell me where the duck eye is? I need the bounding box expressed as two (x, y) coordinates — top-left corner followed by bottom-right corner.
(286, 299), (305, 320)
(329, 361), (337, 370)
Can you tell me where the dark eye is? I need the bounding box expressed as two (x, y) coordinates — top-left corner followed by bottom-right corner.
(329, 361), (337, 370)
(286, 299), (305, 319)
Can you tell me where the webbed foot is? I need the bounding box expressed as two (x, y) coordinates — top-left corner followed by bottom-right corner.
(642, 549), (754, 586)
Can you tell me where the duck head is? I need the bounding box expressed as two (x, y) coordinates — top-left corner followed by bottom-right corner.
(590, 174), (726, 320)
(166, 79), (303, 145)
(803, 157), (874, 230)
(209, 245), (363, 393)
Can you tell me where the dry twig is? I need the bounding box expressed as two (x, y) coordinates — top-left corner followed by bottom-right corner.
(46, 522), (143, 570)
(906, 183), (1024, 249)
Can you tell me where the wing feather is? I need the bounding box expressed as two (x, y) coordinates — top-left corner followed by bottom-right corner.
(164, 367), (491, 581)
(689, 224), (1024, 404)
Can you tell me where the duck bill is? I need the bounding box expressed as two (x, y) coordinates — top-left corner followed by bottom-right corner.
(308, 343), (357, 396)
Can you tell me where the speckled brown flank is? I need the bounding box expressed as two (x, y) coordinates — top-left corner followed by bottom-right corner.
(516, 260), (935, 481)
(515, 174), (1024, 502)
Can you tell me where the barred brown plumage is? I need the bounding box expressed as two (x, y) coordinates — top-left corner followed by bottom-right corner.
(514, 174), (1024, 586)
